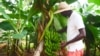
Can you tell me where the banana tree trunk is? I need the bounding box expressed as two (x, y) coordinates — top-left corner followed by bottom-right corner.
(33, 40), (44, 56)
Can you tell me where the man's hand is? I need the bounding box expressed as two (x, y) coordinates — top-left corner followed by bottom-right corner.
(61, 42), (67, 49)
(64, 28), (86, 46)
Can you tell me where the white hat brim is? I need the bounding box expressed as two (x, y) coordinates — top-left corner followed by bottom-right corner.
(54, 8), (71, 14)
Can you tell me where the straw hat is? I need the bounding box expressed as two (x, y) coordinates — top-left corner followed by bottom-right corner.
(54, 2), (71, 14)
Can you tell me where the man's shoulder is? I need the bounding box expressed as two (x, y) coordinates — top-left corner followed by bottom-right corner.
(72, 11), (81, 16)
(72, 11), (82, 19)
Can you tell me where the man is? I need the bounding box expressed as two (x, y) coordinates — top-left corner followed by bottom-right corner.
(55, 1), (86, 56)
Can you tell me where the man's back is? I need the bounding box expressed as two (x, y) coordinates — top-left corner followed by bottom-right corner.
(67, 11), (85, 51)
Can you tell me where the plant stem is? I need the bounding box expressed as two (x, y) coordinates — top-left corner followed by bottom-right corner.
(39, 10), (54, 43)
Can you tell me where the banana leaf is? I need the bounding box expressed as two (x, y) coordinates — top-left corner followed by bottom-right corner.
(0, 21), (14, 30)
(12, 30), (27, 39)
(88, 0), (100, 5)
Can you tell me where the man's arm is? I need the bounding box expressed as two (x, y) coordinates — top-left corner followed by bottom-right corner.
(61, 28), (86, 48)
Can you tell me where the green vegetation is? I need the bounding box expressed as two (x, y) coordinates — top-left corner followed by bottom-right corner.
(0, 0), (100, 56)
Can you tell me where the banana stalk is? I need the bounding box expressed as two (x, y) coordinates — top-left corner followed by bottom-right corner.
(33, 40), (44, 56)
(39, 10), (54, 43)
(33, 10), (54, 56)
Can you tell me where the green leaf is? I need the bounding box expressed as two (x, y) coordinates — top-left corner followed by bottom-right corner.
(0, 7), (4, 12)
(2, 13), (11, 19)
(56, 14), (67, 27)
(27, 3), (40, 19)
(88, 0), (100, 5)
(13, 30), (27, 39)
(2, 0), (16, 12)
(54, 17), (62, 30)
(95, 10), (100, 15)
(85, 25), (95, 44)
(65, 0), (77, 4)
(18, 0), (22, 9)
(0, 8), (11, 19)
(45, 0), (58, 10)
(87, 25), (99, 38)
(96, 10), (100, 13)
(87, 14), (100, 24)
(86, 4), (95, 12)
(0, 21), (14, 30)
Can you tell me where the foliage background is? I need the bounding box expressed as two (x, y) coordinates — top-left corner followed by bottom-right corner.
(0, 0), (100, 56)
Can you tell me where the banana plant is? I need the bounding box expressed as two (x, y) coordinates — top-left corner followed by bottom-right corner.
(88, 0), (100, 5)
(31, 0), (77, 56)
(0, 0), (34, 56)
(0, 0), (77, 56)
(79, 1), (100, 56)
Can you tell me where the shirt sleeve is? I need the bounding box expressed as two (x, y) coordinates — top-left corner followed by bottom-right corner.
(74, 14), (85, 29)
